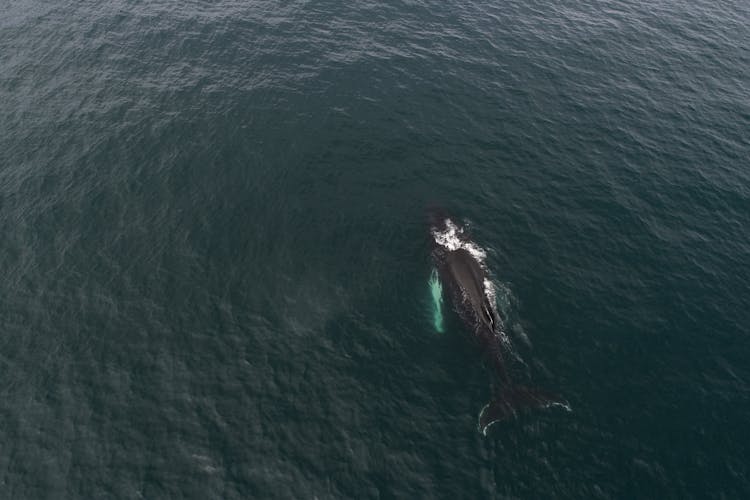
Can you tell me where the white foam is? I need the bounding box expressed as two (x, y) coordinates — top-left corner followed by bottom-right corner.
(431, 218), (487, 262)
(483, 277), (496, 306)
(547, 401), (573, 412)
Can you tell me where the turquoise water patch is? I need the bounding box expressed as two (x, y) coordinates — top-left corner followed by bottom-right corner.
(428, 268), (445, 333)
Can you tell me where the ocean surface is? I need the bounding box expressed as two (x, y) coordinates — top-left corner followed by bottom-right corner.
(1, 0), (749, 497)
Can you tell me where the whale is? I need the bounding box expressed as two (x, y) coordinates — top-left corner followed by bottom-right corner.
(428, 211), (567, 434)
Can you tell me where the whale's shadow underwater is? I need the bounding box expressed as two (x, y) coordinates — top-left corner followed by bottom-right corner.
(427, 210), (569, 434)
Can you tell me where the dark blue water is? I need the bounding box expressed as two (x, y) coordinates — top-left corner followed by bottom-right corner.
(1, 0), (749, 497)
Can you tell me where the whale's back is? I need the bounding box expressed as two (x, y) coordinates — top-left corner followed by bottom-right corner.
(445, 249), (495, 330)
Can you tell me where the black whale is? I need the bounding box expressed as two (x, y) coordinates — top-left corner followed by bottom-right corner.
(429, 213), (566, 434)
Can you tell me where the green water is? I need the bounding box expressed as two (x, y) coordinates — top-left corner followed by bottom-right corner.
(1, 0), (749, 497)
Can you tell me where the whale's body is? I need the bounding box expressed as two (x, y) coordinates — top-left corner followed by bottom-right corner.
(429, 212), (566, 434)
(444, 248), (496, 330)
(437, 247), (507, 380)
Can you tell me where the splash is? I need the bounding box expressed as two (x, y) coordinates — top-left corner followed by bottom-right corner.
(431, 218), (487, 262)
(428, 268), (445, 333)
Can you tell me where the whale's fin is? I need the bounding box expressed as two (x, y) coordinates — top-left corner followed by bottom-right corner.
(478, 386), (570, 435)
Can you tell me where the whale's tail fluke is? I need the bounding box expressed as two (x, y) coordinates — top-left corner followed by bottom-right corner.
(478, 386), (570, 435)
